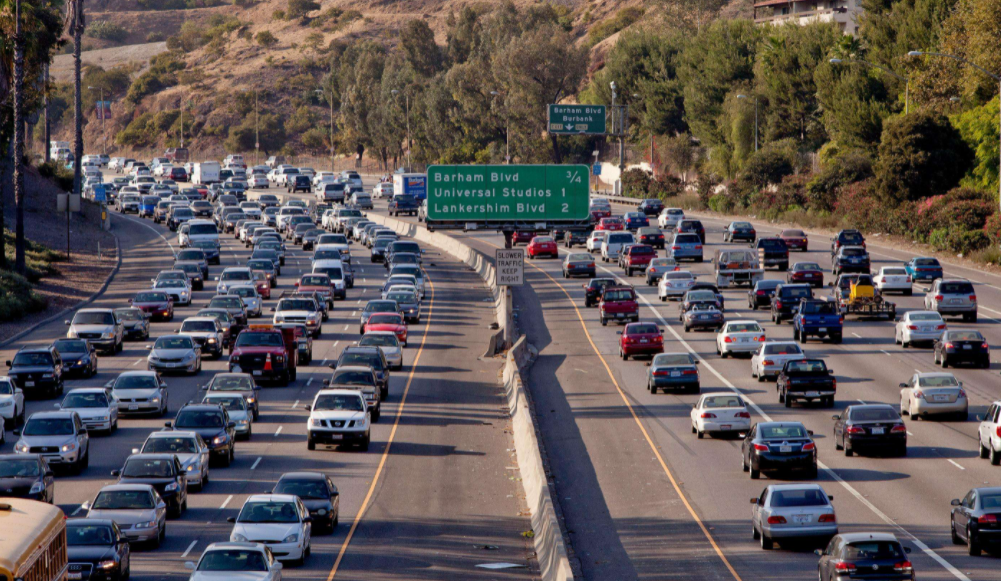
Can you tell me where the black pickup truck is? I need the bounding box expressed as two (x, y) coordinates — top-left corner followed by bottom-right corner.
(777, 359), (836, 408)
(755, 238), (790, 271)
(388, 194), (419, 217)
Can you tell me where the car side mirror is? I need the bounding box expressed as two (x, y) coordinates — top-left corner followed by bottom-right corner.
(303, 405), (311, 411)
(951, 499), (961, 506)
(12, 429), (20, 436)
(164, 422), (172, 428)
(157, 501), (167, 509)
(898, 383), (908, 388)
(226, 516), (236, 523)
(111, 469), (121, 477)
(814, 549), (823, 557)
(146, 345), (153, 350)
(131, 448), (140, 454)
(904, 547), (911, 554)
(807, 430), (814, 436)
(228, 421), (236, 429)
(185, 562), (196, 571)
(750, 497), (758, 504)
(831, 414), (840, 421)
(827, 282), (833, 287)
(45, 470), (54, 478)
(64, 320), (71, 325)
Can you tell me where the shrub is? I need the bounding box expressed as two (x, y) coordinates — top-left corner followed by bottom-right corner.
(587, 6), (645, 46)
(695, 173), (720, 209)
(984, 213), (1001, 244)
(37, 161), (74, 191)
(125, 52), (184, 104)
(806, 150), (872, 212)
(737, 147), (795, 191)
(0, 270), (48, 322)
(272, 9), (286, 20)
(286, 0), (319, 19)
(707, 193), (734, 213)
(146, 32), (166, 42)
(929, 227), (990, 254)
(649, 174), (683, 199)
(620, 168), (652, 198)
(256, 31), (278, 47)
(86, 21), (128, 43)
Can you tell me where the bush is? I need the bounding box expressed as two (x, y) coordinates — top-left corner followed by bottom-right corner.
(125, 52), (184, 104)
(0, 270), (48, 322)
(587, 6), (645, 46)
(806, 150), (872, 212)
(737, 147), (795, 191)
(86, 21), (128, 43)
(983, 213), (1001, 244)
(37, 160), (74, 191)
(620, 168), (652, 198)
(146, 32), (166, 42)
(256, 31), (278, 47)
(649, 174), (683, 199)
(286, 0), (319, 19)
(272, 9), (286, 20)
(929, 227), (990, 254)
(707, 193), (735, 213)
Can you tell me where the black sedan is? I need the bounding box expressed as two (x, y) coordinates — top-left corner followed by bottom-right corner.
(951, 486), (1001, 556)
(816, 533), (913, 581)
(741, 421), (817, 479)
(935, 330), (990, 368)
(0, 454), (55, 503)
(111, 454), (188, 517)
(557, 229), (588, 248)
(748, 280), (781, 310)
(583, 278), (617, 308)
(638, 198), (664, 216)
(723, 221), (756, 243)
(833, 404), (907, 457)
(636, 227), (665, 249)
(66, 519), (131, 581)
(787, 262), (825, 288)
(52, 338), (98, 378)
(273, 472), (340, 534)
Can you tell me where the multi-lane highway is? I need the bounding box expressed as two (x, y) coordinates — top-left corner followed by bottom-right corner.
(0, 181), (537, 580)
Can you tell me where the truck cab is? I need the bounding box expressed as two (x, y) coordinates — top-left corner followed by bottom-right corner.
(228, 326), (297, 385)
(599, 286), (639, 326)
(792, 299), (843, 343)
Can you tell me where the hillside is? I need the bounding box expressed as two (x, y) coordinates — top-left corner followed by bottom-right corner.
(45, 0), (721, 163)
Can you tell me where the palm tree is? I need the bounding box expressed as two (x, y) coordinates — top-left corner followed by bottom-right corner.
(12, 0), (27, 274)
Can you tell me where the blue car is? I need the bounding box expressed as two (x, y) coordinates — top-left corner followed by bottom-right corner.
(905, 257), (943, 282)
(624, 212), (650, 231)
(668, 232), (704, 262)
(139, 195), (160, 218)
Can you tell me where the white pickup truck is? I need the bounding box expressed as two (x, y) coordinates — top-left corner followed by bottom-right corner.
(714, 249), (764, 288)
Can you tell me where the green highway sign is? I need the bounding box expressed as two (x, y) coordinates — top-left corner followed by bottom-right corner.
(427, 165), (590, 223)
(548, 104), (607, 135)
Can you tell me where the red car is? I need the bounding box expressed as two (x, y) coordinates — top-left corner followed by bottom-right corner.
(622, 244), (656, 276)
(618, 322), (664, 360)
(130, 290), (173, 321)
(512, 231), (537, 245)
(252, 271), (272, 299)
(780, 229), (808, 252)
(599, 286), (639, 326)
(590, 205), (612, 221)
(228, 326), (297, 385)
(364, 312), (408, 346)
(196, 187), (209, 199)
(527, 236), (558, 259)
(596, 217), (625, 231)
(294, 273), (333, 307)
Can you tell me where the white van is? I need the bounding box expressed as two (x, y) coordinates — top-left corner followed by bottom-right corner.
(601, 232), (635, 262)
(311, 259), (347, 299)
(192, 161), (221, 185)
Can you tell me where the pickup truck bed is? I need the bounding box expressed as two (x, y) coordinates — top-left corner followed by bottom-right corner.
(777, 361), (836, 407)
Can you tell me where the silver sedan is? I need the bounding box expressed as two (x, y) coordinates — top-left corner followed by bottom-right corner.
(358, 331), (404, 370)
(899, 372), (968, 420)
(751, 484), (838, 550)
(894, 310), (946, 347)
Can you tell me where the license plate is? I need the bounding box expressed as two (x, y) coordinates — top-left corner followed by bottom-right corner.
(640, 339), (649, 343)
(328, 434), (343, 440)
(779, 445), (792, 453)
(819, 328), (827, 332)
(670, 371), (681, 377)
(792, 515), (811, 524)
(699, 315), (709, 320)
(963, 344), (972, 350)
(871, 427), (884, 435)
(25, 381), (34, 387)
(129, 404), (139, 411)
(253, 370), (263, 376)
(720, 424), (731, 430)
(69, 573), (82, 580)
(616, 313), (625, 318)
(933, 395), (949, 402)
(739, 337), (749, 343)
(950, 299), (962, 304)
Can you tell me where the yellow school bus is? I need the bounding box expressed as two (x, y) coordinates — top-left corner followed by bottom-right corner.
(0, 499), (67, 581)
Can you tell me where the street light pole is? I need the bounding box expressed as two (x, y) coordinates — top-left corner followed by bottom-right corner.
(391, 89), (412, 170)
(88, 85), (106, 155)
(255, 90), (260, 166)
(908, 50), (1001, 210)
(829, 58), (910, 114)
(736, 94), (759, 152)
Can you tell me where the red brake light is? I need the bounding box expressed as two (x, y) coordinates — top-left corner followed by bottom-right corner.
(913, 390), (924, 399)
(818, 514), (836, 523)
(936, 324), (946, 330)
(983, 342), (990, 350)
(755, 335), (765, 342)
(801, 442), (816, 451)
(700, 412), (717, 419)
(894, 561), (913, 573)
(681, 369), (697, 375)
(907, 325), (917, 330)
(846, 426), (865, 435)
(766, 516), (787, 524)
(996, 426), (1001, 438)
(775, 300), (783, 308)
(724, 336), (734, 343)
(762, 360), (775, 366)
(752, 443), (769, 452)
(891, 424), (907, 433)
(834, 562), (856, 573)
(756, 290), (765, 296)
(935, 295), (944, 301)
(945, 343), (954, 350)
(671, 246), (680, 250)
(970, 295), (977, 302)
(979, 514), (998, 524)
(736, 411), (751, 419)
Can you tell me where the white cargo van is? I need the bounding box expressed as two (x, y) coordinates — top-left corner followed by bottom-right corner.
(192, 161), (221, 185)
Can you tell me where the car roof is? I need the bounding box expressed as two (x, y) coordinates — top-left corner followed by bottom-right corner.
(127, 453), (176, 461)
(147, 430), (199, 439)
(65, 387), (109, 395)
(99, 483), (156, 493)
(277, 471), (326, 481)
(334, 365), (374, 373)
(837, 532), (899, 543)
(116, 370), (158, 378)
(765, 483), (826, 491)
(77, 308), (115, 314)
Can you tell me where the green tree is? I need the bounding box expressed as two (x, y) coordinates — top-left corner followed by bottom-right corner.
(953, 97), (1000, 194)
(286, 0), (318, 19)
(813, 60), (891, 149)
(873, 110), (973, 203)
(444, 5), (481, 65)
(224, 112), (285, 153)
(399, 19), (442, 77)
(255, 30), (278, 47)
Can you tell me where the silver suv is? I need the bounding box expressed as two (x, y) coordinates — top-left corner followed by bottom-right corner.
(925, 279), (977, 322)
(13, 410), (90, 473)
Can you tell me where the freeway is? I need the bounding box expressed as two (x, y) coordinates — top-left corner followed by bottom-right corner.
(347, 192), (1001, 580)
(0, 184), (537, 580)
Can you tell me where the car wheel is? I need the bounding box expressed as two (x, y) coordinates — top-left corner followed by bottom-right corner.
(951, 518), (963, 544)
(991, 444), (1001, 466)
(307, 438), (316, 451)
(844, 441), (853, 457)
(941, 356), (949, 368)
(750, 464), (760, 480)
(980, 439), (990, 459)
(696, 429), (704, 440)
(969, 530), (981, 556)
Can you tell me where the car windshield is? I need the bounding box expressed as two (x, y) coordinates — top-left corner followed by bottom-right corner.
(12, 352), (53, 366)
(300, 275), (329, 286)
(175, 410), (223, 428)
(849, 407), (899, 421)
(231, 287), (256, 298)
(630, 246), (655, 255)
(758, 239), (785, 249)
(197, 550), (268, 572)
(222, 271), (251, 281)
(93, 490), (154, 510)
(314, 393), (365, 411)
(330, 370), (374, 385)
(727, 323), (761, 333)
(365, 302), (397, 313)
(795, 263), (821, 271)
(122, 458), (174, 478)
(0, 458), (40, 478)
(238, 501), (299, 523)
(235, 333), (284, 347)
(763, 344), (802, 355)
(114, 375), (158, 390)
(948, 331), (984, 341)
(627, 324), (659, 335)
(359, 334), (398, 347)
(23, 417), (74, 436)
(941, 282), (975, 294)
(785, 360), (826, 373)
(177, 264), (200, 275)
(205, 396), (246, 410)
(841, 248), (866, 257)
(247, 261), (273, 272)
(840, 232), (864, 244)
(913, 258), (939, 266)
(177, 251), (203, 261)
(770, 488), (828, 507)
(369, 314), (402, 325)
(211, 376), (253, 391)
(687, 291), (716, 302)
(603, 290), (634, 302)
(314, 267), (343, 280)
(664, 272), (693, 280)
(280, 299), (315, 311)
(73, 312), (115, 325)
(62, 392), (108, 408)
(66, 525), (114, 547)
(702, 396), (743, 409)
(909, 313), (942, 321)
(755, 281), (782, 291)
(781, 286), (812, 299)
(155, 337), (193, 349)
(386, 292), (416, 303)
(759, 425), (808, 439)
(144, 436), (197, 454)
(54, 339), (88, 353)
(650, 259), (675, 267)
(182, 321), (217, 333)
(209, 297), (242, 309)
(917, 375), (959, 388)
(882, 268), (907, 275)
(843, 542), (904, 560)
(275, 479), (329, 499)
(189, 224), (217, 235)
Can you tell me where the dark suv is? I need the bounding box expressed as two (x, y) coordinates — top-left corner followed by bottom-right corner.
(166, 404), (236, 466)
(677, 219), (706, 244)
(169, 167), (188, 181)
(112, 454), (189, 517)
(288, 175), (312, 193)
(755, 238), (789, 271)
(583, 278), (617, 308)
(335, 346), (391, 400)
(832, 246), (871, 275)
(638, 199), (664, 216)
(832, 229), (866, 256)
(770, 283), (813, 323)
(6, 346), (64, 399)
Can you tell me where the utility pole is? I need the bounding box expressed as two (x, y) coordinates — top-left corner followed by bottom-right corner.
(88, 86), (106, 155)
(255, 90), (260, 166)
(13, 0), (27, 272)
(43, 63), (50, 163)
(180, 101), (185, 149)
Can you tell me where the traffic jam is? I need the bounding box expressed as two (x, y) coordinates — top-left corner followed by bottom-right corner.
(1, 158), (431, 578)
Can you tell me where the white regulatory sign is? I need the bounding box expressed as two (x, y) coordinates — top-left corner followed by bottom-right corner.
(495, 249), (525, 287)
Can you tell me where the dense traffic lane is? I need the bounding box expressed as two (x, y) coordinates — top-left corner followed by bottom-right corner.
(347, 196), (1001, 580)
(1, 198), (536, 580)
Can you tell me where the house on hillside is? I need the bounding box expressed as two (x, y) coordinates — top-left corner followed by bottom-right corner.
(752, 0), (861, 34)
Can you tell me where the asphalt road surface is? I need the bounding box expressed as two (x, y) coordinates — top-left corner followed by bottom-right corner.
(0, 179), (538, 581)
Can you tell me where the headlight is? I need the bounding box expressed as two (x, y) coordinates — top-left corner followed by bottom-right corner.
(77, 358), (86, 365)
(102, 332), (114, 339)
(282, 533), (299, 543)
(238, 419), (249, 425)
(0, 400), (11, 408)
(231, 533), (248, 542)
(149, 355), (160, 363)
(186, 464), (195, 472)
(95, 416), (109, 421)
(212, 434), (228, 445)
(15, 442), (28, 453)
(61, 443), (77, 452)
(310, 418), (322, 427)
(136, 520), (157, 529)
(151, 397), (161, 404)
(164, 482), (178, 492)
(183, 352), (195, 361)
(29, 481), (44, 494)
(246, 396), (255, 403)
(274, 314), (284, 323)
(67, 330), (78, 338)
(98, 560), (117, 570)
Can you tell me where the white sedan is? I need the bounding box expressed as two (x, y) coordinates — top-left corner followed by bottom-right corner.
(230, 495), (312, 564)
(690, 393), (751, 438)
(186, 542), (282, 581)
(874, 266), (913, 295)
(894, 310), (946, 347)
(716, 321), (766, 358)
(249, 176), (269, 189)
(750, 341), (806, 381)
(586, 231), (606, 253)
(0, 376), (25, 427)
(57, 388), (118, 432)
(658, 271), (696, 301)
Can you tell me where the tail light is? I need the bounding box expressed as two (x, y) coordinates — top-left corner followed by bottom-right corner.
(834, 562), (856, 574)
(970, 295), (978, 302)
(913, 390), (924, 399)
(839, 317), (844, 324)
(935, 295), (944, 301)
(907, 325), (917, 330)
(755, 335), (765, 342)
(766, 516), (787, 524)
(891, 425), (907, 434)
(756, 290), (766, 296)
(654, 335), (663, 343)
(846, 426), (865, 435)
(736, 411), (751, 419)
(700, 412), (717, 419)
(695, 245), (703, 250)
(775, 300), (783, 308)
(802, 442), (816, 451)
(653, 370), (669, 376)
(762, 360), (775, 366)
(936, 324), (946, 330)
(818, 514), (836, 523)
(682, 369), (698, 375)
(893, 561), (913, 573)
(906, 276), (912, 283)
(982, 342), (990, 350)
(832, 378), (837, 391)
(587, 263), (595, 268)
(996, 426), (1001, 438)
(959, 389), (967, 399)
(671, 246), (680, 251)
(979, 514), (998, 524)
(945, 343), (954, 350)
(724, 336), (734, 343)
(752, 443), (769, 452)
